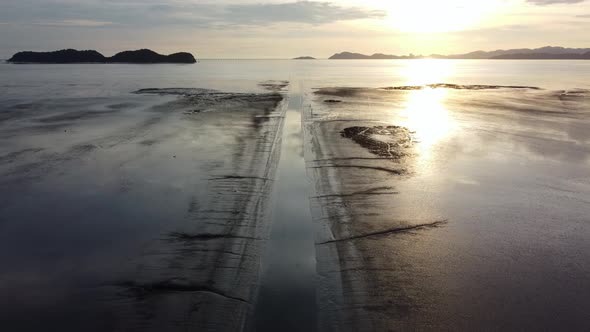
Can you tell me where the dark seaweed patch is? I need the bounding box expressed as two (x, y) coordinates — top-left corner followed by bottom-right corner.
(313, 87), (367, 97)
(381, 83), (541, 91)
(340, 126), (414, 159)
(381, 86), (424, 91)
(258, 80), (289, 92)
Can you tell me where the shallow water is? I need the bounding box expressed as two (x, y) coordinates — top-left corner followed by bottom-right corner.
(0, 60), (589, 331)
(250, 83), (318, 332)
(307, 85), (590, 330)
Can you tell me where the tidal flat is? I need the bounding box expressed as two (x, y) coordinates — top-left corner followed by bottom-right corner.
(0, 60), (589, 331)
(308, 85), (590, 331)
(0, 81), (289, 331)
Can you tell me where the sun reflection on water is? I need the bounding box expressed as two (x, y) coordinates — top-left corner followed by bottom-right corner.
(401, 88), (455, 151)
(399, 59), (455, 86)
(396, 60), (458, 158)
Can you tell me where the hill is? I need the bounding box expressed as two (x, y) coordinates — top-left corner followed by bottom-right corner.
(7, 49), (197, 64)
(329, 46), (590, 60)
(492, 52), (590, 60)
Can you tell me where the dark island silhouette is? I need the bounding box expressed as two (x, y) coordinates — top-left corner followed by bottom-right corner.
(293, 56), (316, 60)
(491, 52), (590, 59)
(329, 46), (590, 60)
(330, 52), (411, 59)
(7, 49), (196, 64)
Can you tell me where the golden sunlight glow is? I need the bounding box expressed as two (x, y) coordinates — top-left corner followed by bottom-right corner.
(386, 0), (498, 33)
(398, 59), (455, 86)
(396, 60), (457, 151)
(401, 88), (455, 150)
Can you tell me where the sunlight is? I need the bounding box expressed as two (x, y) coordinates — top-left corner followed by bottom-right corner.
(401, 88), (455, 151)
(398, 59), (455, 86)
(396, 60), (457, 152)
(385, 0), (497, 33)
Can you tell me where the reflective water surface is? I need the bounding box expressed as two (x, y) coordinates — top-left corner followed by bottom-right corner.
(0, 60), (589, 331)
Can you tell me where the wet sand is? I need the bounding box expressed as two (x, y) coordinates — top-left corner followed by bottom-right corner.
(1, 60), (589, 331)
(306, 85), (590, 331)
(0, 84), (289, 331)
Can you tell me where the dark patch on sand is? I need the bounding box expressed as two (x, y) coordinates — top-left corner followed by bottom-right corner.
(317, 220), (448, 244)
(340, 126), (414, 159)
(209, 175), (272, 181)
(166, 231), (260, 242)
(381, 83), (541, 91)
(116, 279), (249, 303)
(138, 139), (158, 146)
(383, 85), (424, 91)
(558, 89), (590, 100)
(36, 109), (117, 123)
(258, 80), (289, 92)
(313, 186), (399, 199)
(0, 103), (43, 122)
(69, 144), (99, 154)
(324, 99), (343, 103)
(314, 87), (367, 98)
(0, 148), (44, 164)
(107, 102), (138, 110)
(310, 164), (407, 176)
(133, 88), (218, 96)
(135, 87), (284, 119)
(183, 109), (202, 114)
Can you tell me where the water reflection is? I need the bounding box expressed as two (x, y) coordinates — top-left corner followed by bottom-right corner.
(399, 59), (455, 86)
(400, 88), (456, 151)
(397, 59), (457, 149)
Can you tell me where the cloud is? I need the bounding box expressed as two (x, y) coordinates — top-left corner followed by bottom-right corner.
(526, 0), (586, 4)
(222, 1), (386, 25)
(0, 1), (385, 28)
(32, 19), (114, 27)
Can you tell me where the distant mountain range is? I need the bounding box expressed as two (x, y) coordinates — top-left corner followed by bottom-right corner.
(293, 56), (316, 60)
(7, 49), (196, 64)
(329, 46), (590, 60)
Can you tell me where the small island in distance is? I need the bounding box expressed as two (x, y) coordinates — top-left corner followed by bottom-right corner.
(7, 49), (196, 64)
(293, 56), (316, 60)
(329, 46), (590, 60)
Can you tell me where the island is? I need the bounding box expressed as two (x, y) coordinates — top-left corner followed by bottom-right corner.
(329, 46), (590, 60)
(330, 52), (403, 60)
(7, 49), (197, 64)
(293, 56), (316, 60)
(491, 52), (590, 59)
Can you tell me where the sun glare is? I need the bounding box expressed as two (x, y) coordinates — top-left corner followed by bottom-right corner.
(399, 59), (455, 85)
(401, 89), (454, 149)
(386, 0), (496, 33)
(396, 60), (458, 152)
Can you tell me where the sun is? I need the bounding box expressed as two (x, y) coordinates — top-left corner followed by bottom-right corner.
(386, 0), (496, 33)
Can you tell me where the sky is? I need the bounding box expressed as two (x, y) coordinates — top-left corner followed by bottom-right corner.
(0, 0), (589, 58)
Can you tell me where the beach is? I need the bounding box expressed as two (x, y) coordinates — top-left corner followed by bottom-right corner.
(0, 60), (589, 331)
